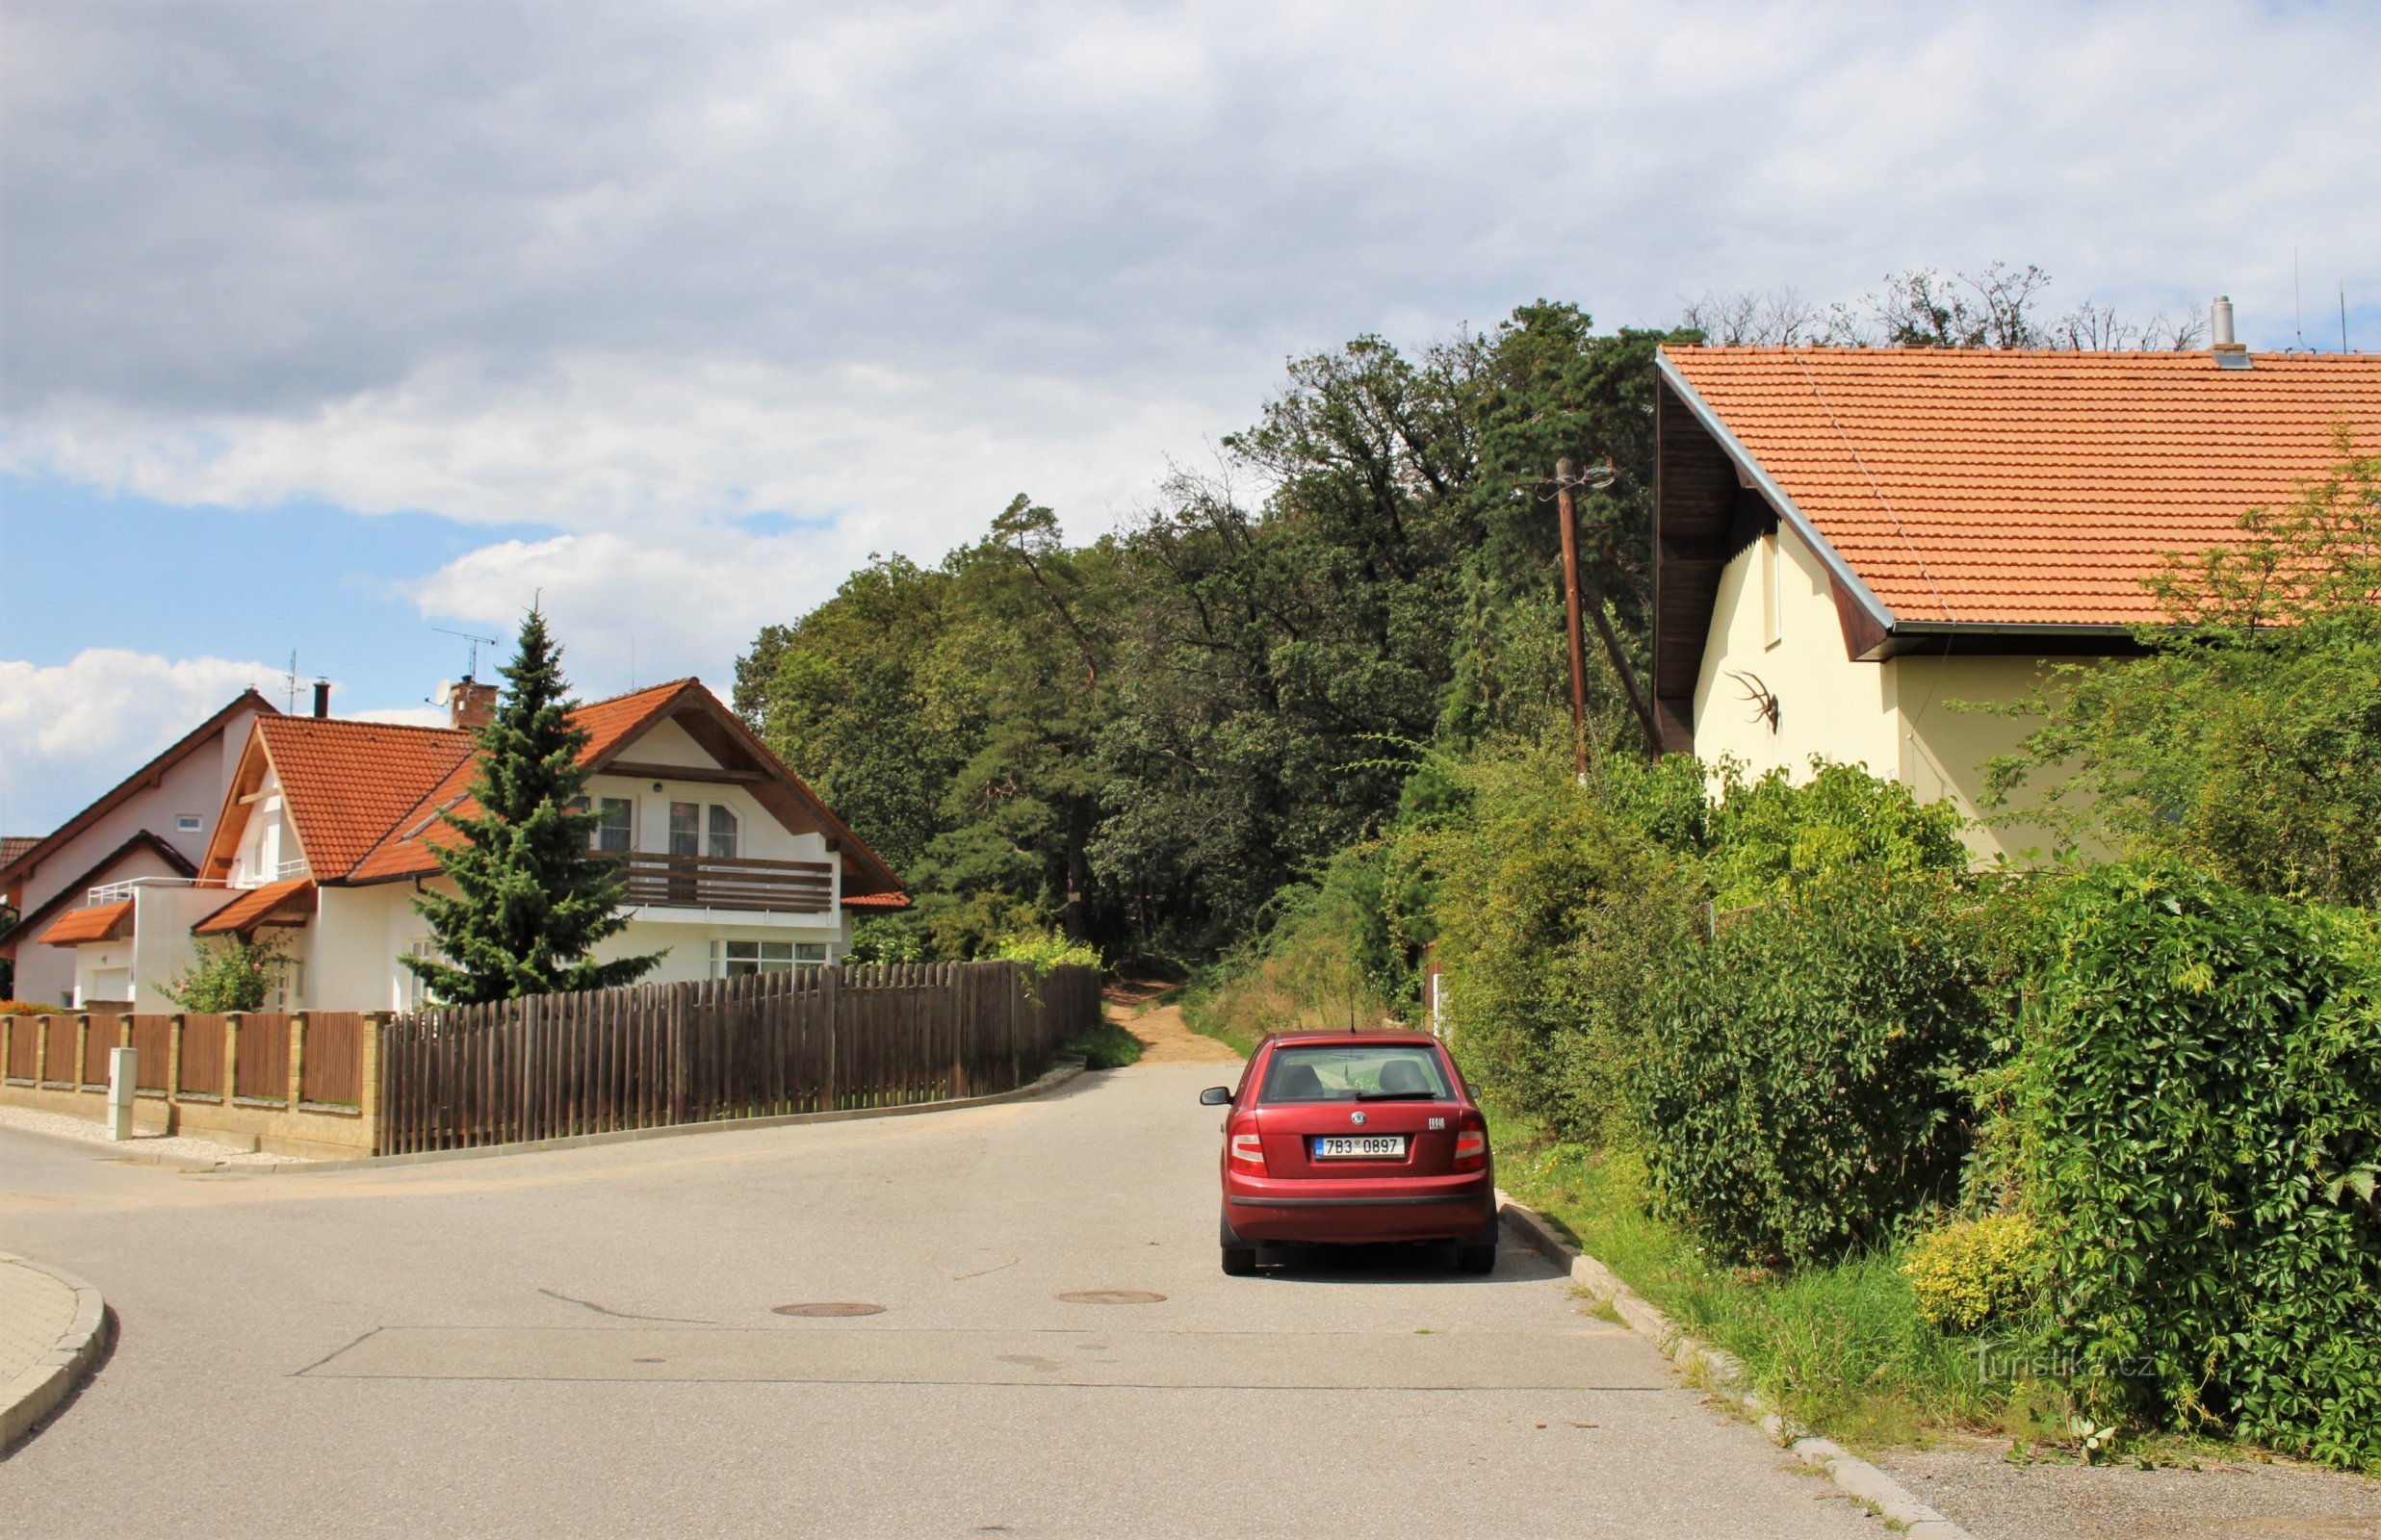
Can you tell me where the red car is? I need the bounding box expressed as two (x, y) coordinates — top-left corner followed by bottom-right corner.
(1201, 1030), (1498, 1275)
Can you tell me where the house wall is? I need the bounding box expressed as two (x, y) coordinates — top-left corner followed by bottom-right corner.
(28, 847), (200, 1010)
(5, 706), (260, 1003)
(1692, 526), (2094, 866)
(128, 884), (245, 1011)
(1691, 525), (1897, 783)
(579, 771), (832, 866)
(1888, 654), (2072, 864)
(301, 876), (853, 1014)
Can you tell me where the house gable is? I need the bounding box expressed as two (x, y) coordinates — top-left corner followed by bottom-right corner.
(0, 689), (273, 910)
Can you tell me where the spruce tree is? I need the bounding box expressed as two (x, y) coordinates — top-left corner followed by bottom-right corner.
(401, 610), (663, 1004)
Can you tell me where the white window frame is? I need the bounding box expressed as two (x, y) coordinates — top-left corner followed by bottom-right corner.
(711, 939), (826, 978)
(176, 813), (203, 834)
(707, 804), (738, 860)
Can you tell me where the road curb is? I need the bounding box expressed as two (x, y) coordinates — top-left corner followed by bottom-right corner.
(0, 1252), (112, 1452)
(1496, 1192), (1976, 1540)
(237, 1056), (1091, 1176)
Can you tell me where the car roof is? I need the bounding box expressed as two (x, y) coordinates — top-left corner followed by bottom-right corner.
(1265, 1030), (1443, 1048)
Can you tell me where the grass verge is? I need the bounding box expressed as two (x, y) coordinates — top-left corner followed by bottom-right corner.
(1063, 1018), (1146, 1070)
(1488, 1099), (2024, 1450)
(1177, 974), (1266, 1059)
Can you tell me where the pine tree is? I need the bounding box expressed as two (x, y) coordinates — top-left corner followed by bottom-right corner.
(401, 610), (663, 1004)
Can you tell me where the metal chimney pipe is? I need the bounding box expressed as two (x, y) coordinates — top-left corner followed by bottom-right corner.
(2212, 295), (2237, 348)
(311, 680), (331, 718)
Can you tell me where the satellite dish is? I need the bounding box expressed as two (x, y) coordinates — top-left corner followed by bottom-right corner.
(434, 680), (453, 706)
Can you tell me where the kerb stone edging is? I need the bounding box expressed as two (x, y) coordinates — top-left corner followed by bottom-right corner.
(1496, 1191), (1977, 1540)
(0, 1252), (111, 1452)
(241, 1055), (1091, 1176)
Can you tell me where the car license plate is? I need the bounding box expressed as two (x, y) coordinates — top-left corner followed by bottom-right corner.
(1312, 1136), (1406, 1160)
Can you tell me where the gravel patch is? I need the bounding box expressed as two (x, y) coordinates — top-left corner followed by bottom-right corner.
(1874, 1433), (2381, 1540)
(0, 1103), (311, 1167)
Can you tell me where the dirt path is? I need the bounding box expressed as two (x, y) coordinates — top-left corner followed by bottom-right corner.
(1104, 982), (1240, 1066)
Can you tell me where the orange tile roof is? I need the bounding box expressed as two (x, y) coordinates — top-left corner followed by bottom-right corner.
(344, 681), (700, 884)
(1660, 347), (2381, 627)
(840, 891), (913, 911)
(39, 900), (133, 946)
(194, 878), (317, 937)
(255, 718), (477, 878)
(572, 680), (699, 761)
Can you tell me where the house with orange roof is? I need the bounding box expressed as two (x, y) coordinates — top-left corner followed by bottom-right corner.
(1652, 332), (2381, 860)
(0, 689), (276, 1008)
(33, 676), (907, 1012)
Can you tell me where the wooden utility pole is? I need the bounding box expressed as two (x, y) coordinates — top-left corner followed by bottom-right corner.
(1555, 458), (1592, 782)
(1553, 458), (1665, 766)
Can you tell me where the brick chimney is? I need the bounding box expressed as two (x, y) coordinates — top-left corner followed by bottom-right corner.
(446, 678), (499, 732)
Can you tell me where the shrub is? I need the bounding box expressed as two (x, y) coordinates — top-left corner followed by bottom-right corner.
(993, 929), (1102, 975)
(161, 936), (291, 1013)
(0, 999), (49, 1016)
(1639, 873), (1994, 1266)
(1422, 748), (1700, 1146)
(2020, 864), (2381, 1468)
(1901, 1216), (2048, 1332)
(1706, 757), (1971, 910)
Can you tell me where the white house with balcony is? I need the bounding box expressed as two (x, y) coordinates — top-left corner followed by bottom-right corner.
(34, 677), (909, 1012)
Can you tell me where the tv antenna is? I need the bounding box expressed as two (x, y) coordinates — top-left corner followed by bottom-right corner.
(433, 628), (502, 680)
(283, 650), (300, 714)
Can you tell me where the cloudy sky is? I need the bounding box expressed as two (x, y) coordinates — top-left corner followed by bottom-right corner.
(3, 0), (2376, 833)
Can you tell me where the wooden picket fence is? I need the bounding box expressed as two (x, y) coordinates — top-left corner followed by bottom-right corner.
(376, 961), (1099, 1156)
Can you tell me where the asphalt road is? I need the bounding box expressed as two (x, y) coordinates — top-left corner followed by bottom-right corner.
(0, 1062), (1879, 1538)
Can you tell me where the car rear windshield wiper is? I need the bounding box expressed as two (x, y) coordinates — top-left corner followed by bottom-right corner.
(1355, 1090), (1441, 1101)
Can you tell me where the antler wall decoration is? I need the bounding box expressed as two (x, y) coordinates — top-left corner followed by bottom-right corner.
(1725, 669), (1781, 733)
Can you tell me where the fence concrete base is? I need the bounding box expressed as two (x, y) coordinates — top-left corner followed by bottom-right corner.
(256, 1054), (1089, 1175)
(0, 1083), (372, 1158)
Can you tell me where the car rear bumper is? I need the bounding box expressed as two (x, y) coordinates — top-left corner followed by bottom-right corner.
(1224, 1171), (1495, 1245)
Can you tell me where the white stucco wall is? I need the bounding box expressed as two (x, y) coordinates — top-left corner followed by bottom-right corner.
(128, 884), (245, 1011)
(6, 704), (261, 1005)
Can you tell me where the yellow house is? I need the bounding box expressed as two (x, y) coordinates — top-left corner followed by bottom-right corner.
(1651, 343), (2381, 860)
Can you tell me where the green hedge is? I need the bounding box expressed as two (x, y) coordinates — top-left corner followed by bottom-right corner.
(1639, 873), (1993, 1266)
(2022, 865), (2381, 1468)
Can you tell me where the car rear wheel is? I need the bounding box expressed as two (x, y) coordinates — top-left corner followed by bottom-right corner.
(1455, 1215), (1499, 1274)
(1221, 1208), (1257, 1275)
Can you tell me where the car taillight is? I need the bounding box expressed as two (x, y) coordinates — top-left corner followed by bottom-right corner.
(1229, 1130), (1267, 1173)
(1453, 1116), (1488, 1171)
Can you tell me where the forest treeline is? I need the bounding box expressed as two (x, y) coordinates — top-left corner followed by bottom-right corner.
(737, 300), (1672, 960)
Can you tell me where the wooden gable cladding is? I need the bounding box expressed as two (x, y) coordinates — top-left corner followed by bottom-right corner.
(1654, 378), (1754, 752)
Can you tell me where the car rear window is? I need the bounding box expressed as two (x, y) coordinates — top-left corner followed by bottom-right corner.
(1258, 1044), (1453, 1104)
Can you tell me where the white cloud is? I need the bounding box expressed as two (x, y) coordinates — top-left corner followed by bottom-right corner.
(5, 1), (2378, 783)
(7, 354), (1227, 536)
(0, 650), (438, 834)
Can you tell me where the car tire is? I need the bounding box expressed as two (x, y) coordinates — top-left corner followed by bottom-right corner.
(1455, 1214), (1499, 1274)
(1220, 1208), (1257, 1275)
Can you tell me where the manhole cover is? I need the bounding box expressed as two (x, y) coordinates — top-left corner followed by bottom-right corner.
(771, 1301), (886, 1318)
(1056, 1290), (1167, 1305)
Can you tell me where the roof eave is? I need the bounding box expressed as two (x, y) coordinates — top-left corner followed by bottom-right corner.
(1655, 349), (1900, 641)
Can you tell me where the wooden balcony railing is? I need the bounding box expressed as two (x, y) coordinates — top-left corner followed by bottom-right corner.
(614, 853), (834, 914)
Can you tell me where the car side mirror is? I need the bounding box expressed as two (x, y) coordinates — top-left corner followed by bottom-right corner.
(1198, 1087), (1233, 1106)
